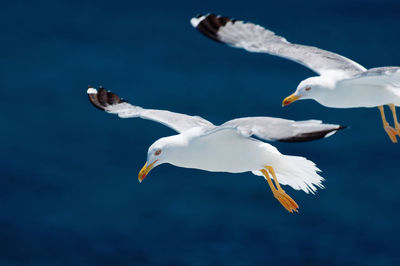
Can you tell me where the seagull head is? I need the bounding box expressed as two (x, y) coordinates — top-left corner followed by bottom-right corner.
(138, 128), (205, 182)
(282, 76), (327, 106)
(138, 134), (187, 183)
(138, 139), (169, 183)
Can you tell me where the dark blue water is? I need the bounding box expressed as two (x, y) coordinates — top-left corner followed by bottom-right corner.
(1, 0), (400, 265)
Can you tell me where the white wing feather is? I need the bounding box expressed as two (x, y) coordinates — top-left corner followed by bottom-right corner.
(191, 14), (366, 76)
(87, 87), (214, 133)
(88, 87), (345, 141)
(221, 117), (344, 142)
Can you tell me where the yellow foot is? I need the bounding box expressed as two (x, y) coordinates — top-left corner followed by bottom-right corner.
(395, 123), (400, 135)
(384, 124), (398, 143)
(273, 189), (299, 213)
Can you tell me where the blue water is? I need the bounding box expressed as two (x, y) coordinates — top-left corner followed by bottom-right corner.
(1, 0), (400, 265)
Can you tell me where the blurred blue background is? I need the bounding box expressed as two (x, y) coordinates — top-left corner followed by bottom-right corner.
(1, 0), (400, 265)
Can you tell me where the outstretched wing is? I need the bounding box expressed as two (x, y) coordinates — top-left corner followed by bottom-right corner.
(221, 117), (345, 142)
(191, 14), (366, 76)
(87, 87), (214, 133)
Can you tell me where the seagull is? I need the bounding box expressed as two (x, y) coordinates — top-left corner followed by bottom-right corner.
(191, 14), (400, 143)
(87, 86), (344, 212)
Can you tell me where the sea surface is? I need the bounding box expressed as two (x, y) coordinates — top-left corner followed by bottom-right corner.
(1, 0), (400, 265)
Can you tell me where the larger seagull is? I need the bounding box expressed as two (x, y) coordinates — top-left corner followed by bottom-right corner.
(191, 14), (400, 143)
(87, 86), (344, 212)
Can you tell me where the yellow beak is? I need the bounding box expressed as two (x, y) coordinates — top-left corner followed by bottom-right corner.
(282, 94), (301, 107)
(138, 160), (158, 183)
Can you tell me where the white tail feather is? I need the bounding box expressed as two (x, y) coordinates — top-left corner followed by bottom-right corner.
(253, 155), (324, 194)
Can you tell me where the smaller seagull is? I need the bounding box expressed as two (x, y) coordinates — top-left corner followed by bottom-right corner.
(191, 14), (400, 143)
(87, 86), (344, 212)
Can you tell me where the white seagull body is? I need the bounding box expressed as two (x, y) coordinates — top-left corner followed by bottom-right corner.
(191, 14), (400, 142)
(87, 87), (344, 212)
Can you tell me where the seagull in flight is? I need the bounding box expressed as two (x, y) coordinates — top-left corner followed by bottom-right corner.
(87, 86), (344, 212)
(191, 14), (400, 143)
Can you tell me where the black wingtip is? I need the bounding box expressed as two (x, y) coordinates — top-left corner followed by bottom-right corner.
(192, 14), (235, 43)
(338, 125), (348, 130)
(87, 86), (125, 111)
(279, 126), (346, 143)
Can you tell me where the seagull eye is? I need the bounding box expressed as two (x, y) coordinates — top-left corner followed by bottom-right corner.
(154, 149), (162, 156)
(305, 87), (311, 91)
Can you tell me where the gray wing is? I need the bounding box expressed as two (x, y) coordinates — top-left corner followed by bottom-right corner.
(338, 67), (400, 87)
(87, 87), (214, 133)
(358, 67), (400, 76)
(221, 117), (345, 142)
(191, 14), (366, 76)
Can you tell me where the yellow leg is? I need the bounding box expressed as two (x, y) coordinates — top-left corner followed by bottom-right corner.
(379, 105), (398, 143)
(260, 167), (299, 213)
(389, 104), (400, 134)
